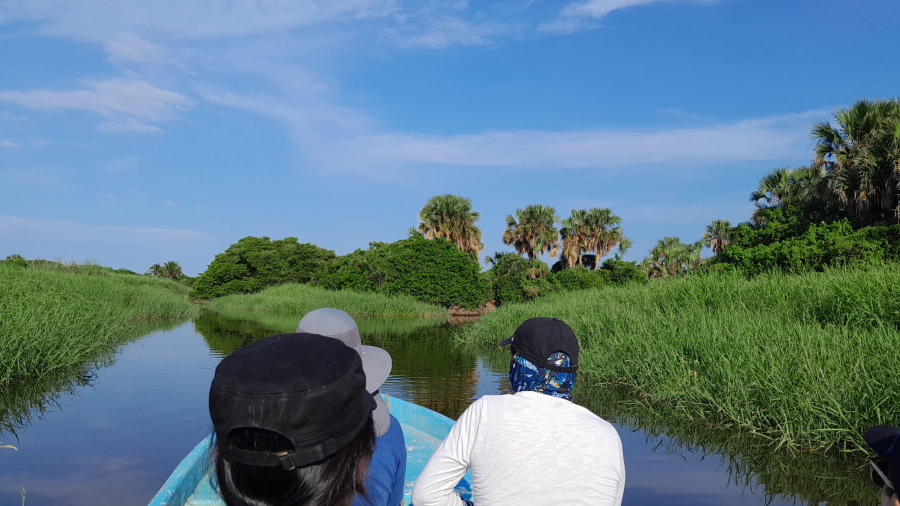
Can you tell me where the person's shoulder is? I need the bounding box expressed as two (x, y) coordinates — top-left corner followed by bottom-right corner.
(563, 401), (619, 435)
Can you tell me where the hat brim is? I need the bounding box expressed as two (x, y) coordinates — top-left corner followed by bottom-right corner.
(372, 394), (390, 437)
(359, 345), (392, 393)
(498, 336), (513, 346)
(865, 425), (900, 457)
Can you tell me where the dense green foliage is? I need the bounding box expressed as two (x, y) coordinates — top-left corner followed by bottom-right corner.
(204, 282), (449, 316)
(191, 236), (335, 299)
(457, 265), (900, 452)
(721, 207), (900, 275)
(486, 254), (644, 306)
(548, 266), (607, 291)
(598, 258), (646, 285)
(314, 236), (491, 309)
(484, 254), (552, 305)
(0, 263), (196, 386)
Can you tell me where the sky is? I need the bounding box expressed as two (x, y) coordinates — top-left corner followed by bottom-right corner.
(1, 0), (898, 275)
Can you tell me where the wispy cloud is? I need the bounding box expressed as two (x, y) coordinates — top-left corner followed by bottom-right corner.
(387, 17), (514, 48)
(541, 0), (716, 33)
(0, 139), (18, 147)
(1, 0), (397, 41)
(103, 33), (166, 63)
(0, 215), (214, 246)
(0, 78), (190, 133)
(307, 111), (819, 173)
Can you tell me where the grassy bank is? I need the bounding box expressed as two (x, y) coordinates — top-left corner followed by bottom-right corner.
(456, 265), (900, 453)
(0, 263), (197, 386)
(203, 283), (450, 317)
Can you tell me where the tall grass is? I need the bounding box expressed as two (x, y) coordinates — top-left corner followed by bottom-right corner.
(456, 265), (900, 452)
(204, 283), (450, 317)
(0, 264), (196, 386)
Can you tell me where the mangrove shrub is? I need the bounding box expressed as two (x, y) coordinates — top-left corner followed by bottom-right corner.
(314, 236), (490, 309)
(191, 236), (336, 298)
(722, 207), (900, 275)
(486, 254), (552, 306)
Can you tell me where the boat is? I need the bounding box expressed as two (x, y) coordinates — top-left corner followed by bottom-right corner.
(149, 395), (473, 505)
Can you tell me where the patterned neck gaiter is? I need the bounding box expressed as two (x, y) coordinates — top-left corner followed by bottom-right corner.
(509, 352), (575, 401)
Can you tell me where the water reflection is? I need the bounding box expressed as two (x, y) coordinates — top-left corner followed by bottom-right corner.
(0, 319), (185, 436)
(193, 310), (492, 419)
(0, 311), (881, 506)
(578, 388), (873, 505)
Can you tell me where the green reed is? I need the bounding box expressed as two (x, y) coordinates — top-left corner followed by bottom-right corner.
(456, 264), (900, 453)
(0, 264), (197, 386)
(203, 283), (450, 317)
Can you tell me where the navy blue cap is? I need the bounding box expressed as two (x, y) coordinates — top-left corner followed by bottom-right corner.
(209, 333), (375, 470)
(499, 317), (579, 373)
(865, 425), (900, 489)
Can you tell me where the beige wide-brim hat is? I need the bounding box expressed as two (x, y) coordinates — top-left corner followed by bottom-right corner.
(297, 308), (392, 437)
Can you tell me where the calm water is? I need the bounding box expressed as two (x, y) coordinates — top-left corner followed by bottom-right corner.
(0, 312), (874, 505)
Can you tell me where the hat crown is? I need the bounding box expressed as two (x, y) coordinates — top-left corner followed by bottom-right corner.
(507, 317), (579, 372)
(209, 333), (374, 468)
(297, 308), (361, 349)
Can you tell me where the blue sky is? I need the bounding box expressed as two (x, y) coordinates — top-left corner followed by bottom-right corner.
(1, 0), (898, 275)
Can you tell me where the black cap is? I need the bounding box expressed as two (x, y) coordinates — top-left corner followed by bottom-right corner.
(499, 317), (579, 373)
(209, 333), (376, 470)
(866, 426), (900, 489)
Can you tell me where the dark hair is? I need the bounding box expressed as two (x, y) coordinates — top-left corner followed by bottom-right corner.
(211, 417), (376, 506)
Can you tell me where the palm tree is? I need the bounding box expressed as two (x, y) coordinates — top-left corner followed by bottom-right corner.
(559, 208), (622, 269)
(642, 237), (702, 278)
(702, 220), (732, 255)
(146, 263), (163, 277)
(614, 237), (633, 260)
(811, 99), (900, 225)
(749, 166), (821, 222)
(585, 208), (622, 263)
(503, 204), (560, 260)
(560, 209), (589, 268)
(417, 194), (484, 259)
(160, 261), (184, 279)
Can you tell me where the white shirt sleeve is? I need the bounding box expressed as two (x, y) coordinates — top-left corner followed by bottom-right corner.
(614, 434), (625, 506)
(411, 400), (482, 506)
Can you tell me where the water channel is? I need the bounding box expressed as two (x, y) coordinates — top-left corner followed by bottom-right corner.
(0, 312), (875, 505)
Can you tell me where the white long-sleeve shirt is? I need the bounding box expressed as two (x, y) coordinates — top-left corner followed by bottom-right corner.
(411, 391), (625, 506)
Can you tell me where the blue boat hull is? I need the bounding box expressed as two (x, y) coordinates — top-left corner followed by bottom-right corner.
(149, 396), (472, 505)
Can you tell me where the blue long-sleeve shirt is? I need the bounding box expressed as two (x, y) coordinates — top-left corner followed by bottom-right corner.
(354, 414), (407, 506)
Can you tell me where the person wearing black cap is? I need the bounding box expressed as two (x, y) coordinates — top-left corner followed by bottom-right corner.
(412, 317), (625, 506)
(865, 425), (900, 506)
(209, 333), (377, 506)
(297, 308), (406, 506)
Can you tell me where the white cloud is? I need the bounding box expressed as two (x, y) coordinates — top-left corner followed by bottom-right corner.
(308, 111), (818, 173)
(540, 0), (716, 33)
(391, 17), (511, 48)
(563, 0), (714, 18)
(1, 139), (18, 147)
(0, 215), (214, 246)
(103, 33), (165, 63)
(0, 0), (397, 41)
(0, 78), (190, 133)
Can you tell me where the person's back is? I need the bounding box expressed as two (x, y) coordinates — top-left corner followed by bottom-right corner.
(412, 317), (625, 506)
(297, 309), (407, 506)
(414, 390), (623, 506)
(354, 413), (406, 506)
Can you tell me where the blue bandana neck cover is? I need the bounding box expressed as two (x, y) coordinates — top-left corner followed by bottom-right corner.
(509, 352), (576, 401)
